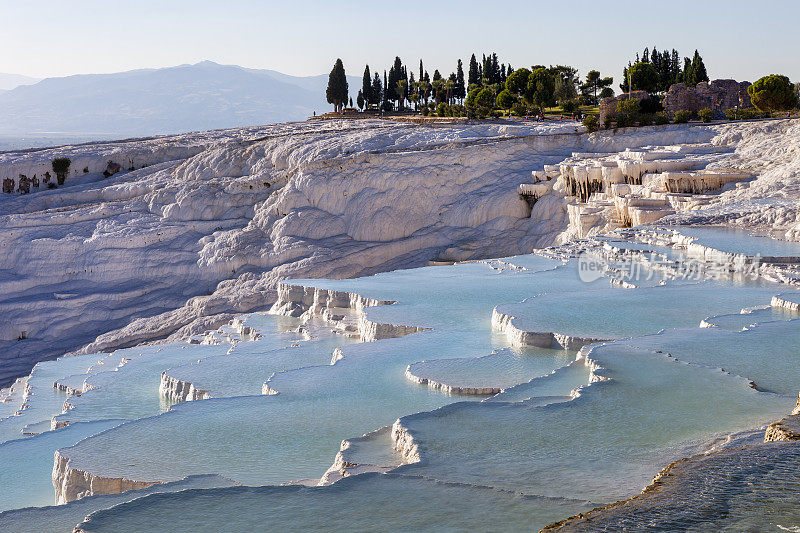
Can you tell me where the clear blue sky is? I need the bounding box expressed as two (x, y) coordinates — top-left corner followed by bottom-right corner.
(2, 0), (798, 85)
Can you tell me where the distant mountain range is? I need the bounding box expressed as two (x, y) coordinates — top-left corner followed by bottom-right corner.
(0, 61), (360, 138)
(0, 73), (41, 91)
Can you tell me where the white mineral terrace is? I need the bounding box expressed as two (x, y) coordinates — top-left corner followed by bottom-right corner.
(3, 118), (800, 532)
(518, 142), (761, 239)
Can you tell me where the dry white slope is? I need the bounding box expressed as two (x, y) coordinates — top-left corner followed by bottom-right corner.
(1, 118), (798, 386)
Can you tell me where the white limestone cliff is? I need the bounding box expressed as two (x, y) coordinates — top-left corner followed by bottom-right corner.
(3, 118), (800, 389)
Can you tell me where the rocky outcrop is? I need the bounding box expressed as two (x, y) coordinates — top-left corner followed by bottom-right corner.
(158, 371), (211, 403)
(318, 426), (399, 485)
(390, 418), (421, 464)
(53, 450), (158, 504)
(492, 307), (607, 350)
(270, 282), (426, 342)
(765, 393), (800, 442)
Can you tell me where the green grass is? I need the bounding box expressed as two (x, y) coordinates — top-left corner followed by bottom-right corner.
(543, 105), (599, 116)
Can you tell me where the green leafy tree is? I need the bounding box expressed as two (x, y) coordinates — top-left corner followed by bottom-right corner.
(581, 70), (614, 104)
(432, 78), (445, 105)
(475, 88), (495, 117)
(445, 77), (455, 105)
(496, 89), (517, 111)
(748, 75), (799, 113)
(551, 65), (579, 104)
(396, 79), (408, 110)
(370, 72), (382, 108)
(357, 90), (365, 110)
(627, 62), (659, 93)
(326, 59), (349, 112)
(505, 67), (531, 98)
(599, 87), (615, 99)
(409, 81), (420, 111)
(418, 79), (431, 106)
(526, 68), (555, 110)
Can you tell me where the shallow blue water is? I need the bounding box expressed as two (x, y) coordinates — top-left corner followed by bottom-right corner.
(670, 226), (800, 257)
(3, 242), (800, 531)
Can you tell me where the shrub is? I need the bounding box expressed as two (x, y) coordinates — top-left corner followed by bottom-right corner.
(603, 116), (612, 129)
(654, 112), (670, 125)
(582, 114), (599, 132)
(639, 96), (663, 114)
(599, 87), (614, 99)
(737, 107), (767, 120)
(561, 99), (579, 114)
(698, 108), (714, 123)
(638, 114), (654, 126)
(52, 157), (71, 185)
(421, 106), (429, 116)
(450, 104), (466, 117)
(748, 74), (798, 113)
(724, 108), (739, 120)
(615, 114), (631, 128)
(436, 103), (448, 117)
(673, 110), (691, 123)
(617, 98), (640, 117)
(511, 102), (527, 117)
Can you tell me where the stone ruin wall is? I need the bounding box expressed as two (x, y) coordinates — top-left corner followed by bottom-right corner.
(599, 80), (752, 123)
(663, 79), (752, 116)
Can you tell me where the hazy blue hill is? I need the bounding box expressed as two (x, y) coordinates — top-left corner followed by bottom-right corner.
(0, 61), (359, 137)
(0, 73), (41, 91)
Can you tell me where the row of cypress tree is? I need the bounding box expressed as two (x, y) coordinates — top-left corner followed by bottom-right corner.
(620, 47), (709, 93)
(328, 53), (522, 113)
(326, 48), (713, 113)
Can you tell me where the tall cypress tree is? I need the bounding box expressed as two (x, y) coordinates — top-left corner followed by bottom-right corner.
(490, 53), (500, 84)
(691, 50), (709, 84)
(397, 59), (405, 102)
(419, 60), (424, 84)
(671, 50), (681, 84)
(456, 59), (466, 101)
(371, 72), (382, 108)
(683, 57), (694, 86)
(326, 58), (348, 112)
(383, 70), (388, 109)
(362, 65), (372, 109)
(468, 54), (479, 87)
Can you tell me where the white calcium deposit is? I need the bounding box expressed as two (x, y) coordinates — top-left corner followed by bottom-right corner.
(2, 118), (800, 386)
